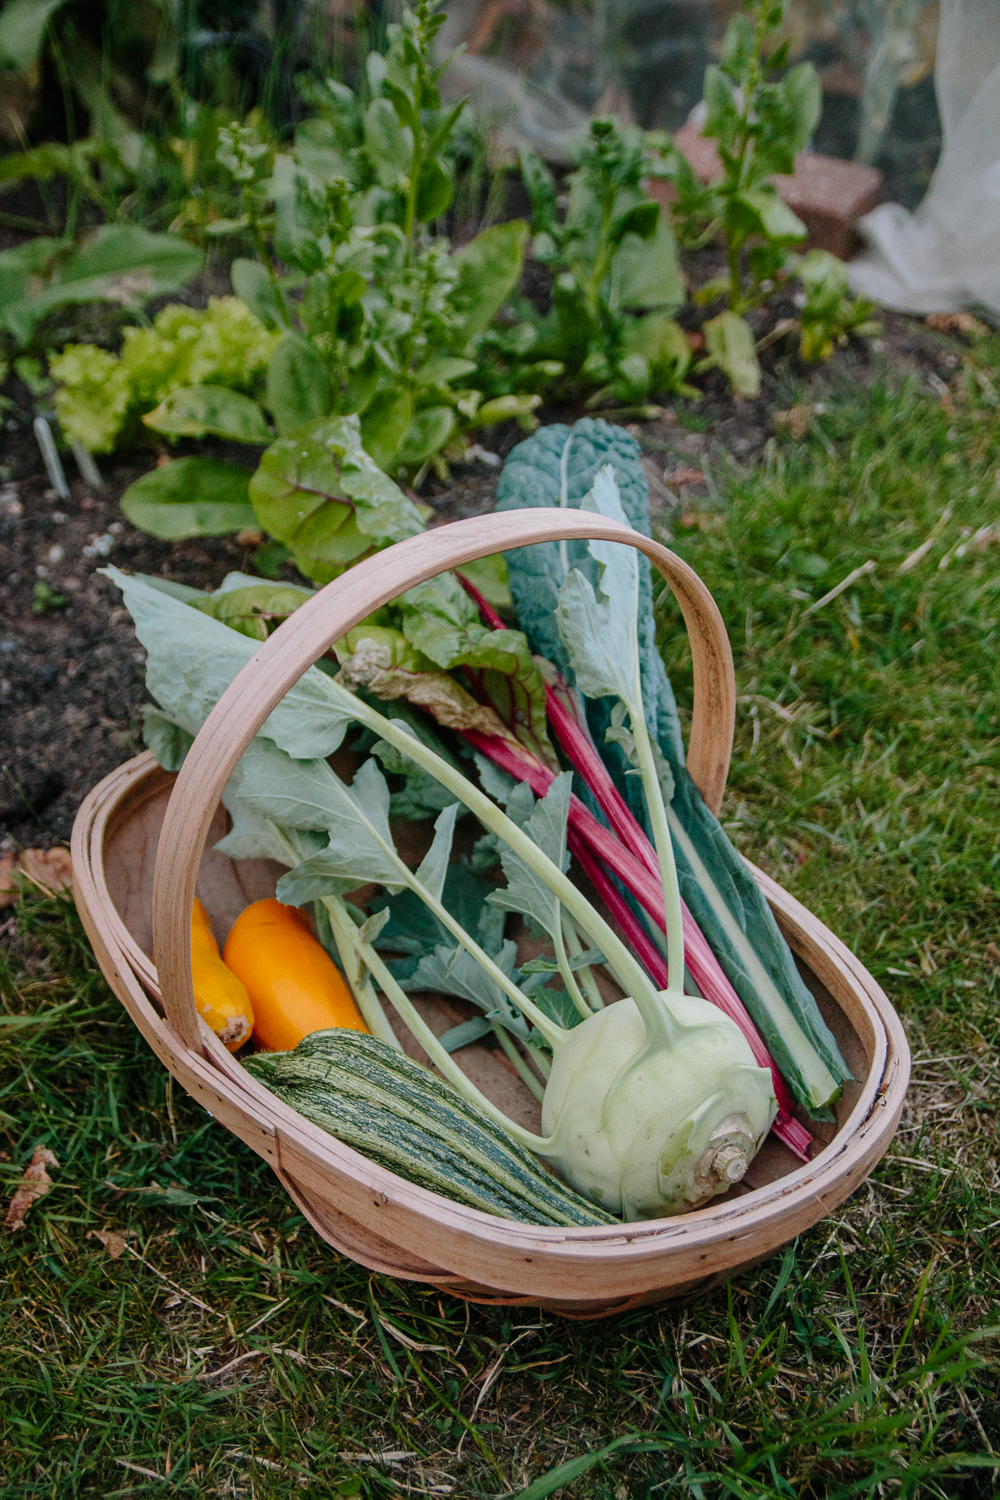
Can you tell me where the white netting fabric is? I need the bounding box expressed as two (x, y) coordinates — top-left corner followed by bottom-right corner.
(848, 0), (1000, 315)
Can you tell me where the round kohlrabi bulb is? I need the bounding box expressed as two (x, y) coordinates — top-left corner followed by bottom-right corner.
(541, 995), (777, 1220)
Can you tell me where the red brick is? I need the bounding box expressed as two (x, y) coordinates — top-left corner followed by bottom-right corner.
(648, 121), (883, 260)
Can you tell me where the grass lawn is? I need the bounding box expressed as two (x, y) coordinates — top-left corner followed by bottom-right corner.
(2, 338), (1000, 1498)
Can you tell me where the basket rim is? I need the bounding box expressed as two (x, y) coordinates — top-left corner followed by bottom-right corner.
(73, 748), (911, 1265)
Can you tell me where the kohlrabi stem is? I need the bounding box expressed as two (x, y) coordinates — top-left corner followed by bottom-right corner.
(331, 903), (550, 1151)
(339, 685), (673, 1039)
(320, 767), (567, 1050)
(627, 680), (686, 995)
(664, 804), (842, 1111)
(411, 880), (566, 1049)
(318, 891), (402, 1049)
(553, 922), (593, 1020)
(489, 1021), (546, 1101)
(561, 912), (605, 1011)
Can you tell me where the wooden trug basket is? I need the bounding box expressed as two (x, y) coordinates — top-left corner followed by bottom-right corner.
(72, 509), (909, 1318)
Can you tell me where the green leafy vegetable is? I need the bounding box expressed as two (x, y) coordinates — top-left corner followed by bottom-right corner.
(142, 386), (270, 443)
(248, 414), (425, 584)
(119, 457), (257, 540)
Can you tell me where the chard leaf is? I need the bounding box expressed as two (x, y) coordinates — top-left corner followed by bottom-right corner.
(104, 567), (354, 759)
(191, 579), (314, 641)
(486, 773), (572, 944)
(450, 629), (558, 770)
(413, 803), (459, 906)
(335, 627), (520, 746)
(248, 413), (424, 585)
(397, 572), (483, 667)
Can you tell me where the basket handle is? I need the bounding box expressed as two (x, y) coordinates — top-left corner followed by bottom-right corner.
(152, 508), (736, 1051)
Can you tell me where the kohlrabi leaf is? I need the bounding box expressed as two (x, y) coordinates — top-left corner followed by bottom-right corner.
(241, 750), (405, 896)
(487, 773), (572, 943)
(217, 763), (327, 866)
(372, 737), (462, 820)
(555, 464), (640, 707)
(104, 567), (353, 760)
(248, 413), (424, 585)
(521, 948), (604, 973)
(438, 1016), (493, 1052)
(406, 941), (529, 1039)
(141, 705), (193, 772)
(370, 865), (506, 961)
(473, 753), (518, 806)
(413, 803), (459, 906)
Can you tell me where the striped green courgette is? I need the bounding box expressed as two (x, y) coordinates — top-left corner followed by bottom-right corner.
(245, 1030), (617, 1228)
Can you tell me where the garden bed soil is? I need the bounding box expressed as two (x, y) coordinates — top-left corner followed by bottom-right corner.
(0, 306), (969, 852)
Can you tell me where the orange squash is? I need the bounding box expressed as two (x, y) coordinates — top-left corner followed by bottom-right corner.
(223, 898), (368, 1052)
(190, 897), (254, 1051)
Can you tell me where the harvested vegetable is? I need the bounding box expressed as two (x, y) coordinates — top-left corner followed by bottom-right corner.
(190, 897), (253, 1051)
(246, 1030), (618, 1228)
(223, 899), (368, 1052)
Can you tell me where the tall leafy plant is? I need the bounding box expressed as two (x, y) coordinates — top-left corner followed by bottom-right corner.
(663, 0), (875, 396)
(478, 118), (690, 412)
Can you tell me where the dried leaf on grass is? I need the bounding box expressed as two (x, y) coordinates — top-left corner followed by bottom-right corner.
(4, 1146), (58, 1231)
(87, 1228), (135, 1259)
(0, 847), (73, 908)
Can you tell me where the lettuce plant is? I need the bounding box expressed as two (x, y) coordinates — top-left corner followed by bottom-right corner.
(660, 0), (821, 396)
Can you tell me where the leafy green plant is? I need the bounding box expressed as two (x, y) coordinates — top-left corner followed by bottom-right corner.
(793, 247), (882, 361)
(664, 0), (821, 395)
(481, 118), (689, 411)
(170, 0), (535, 481)
(50, 296), (278, 453)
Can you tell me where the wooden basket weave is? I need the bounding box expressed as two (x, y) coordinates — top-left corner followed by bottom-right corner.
(71, 509), (909, 1318)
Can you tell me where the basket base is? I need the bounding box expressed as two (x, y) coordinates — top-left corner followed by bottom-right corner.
(72, 752), (910, 1320)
